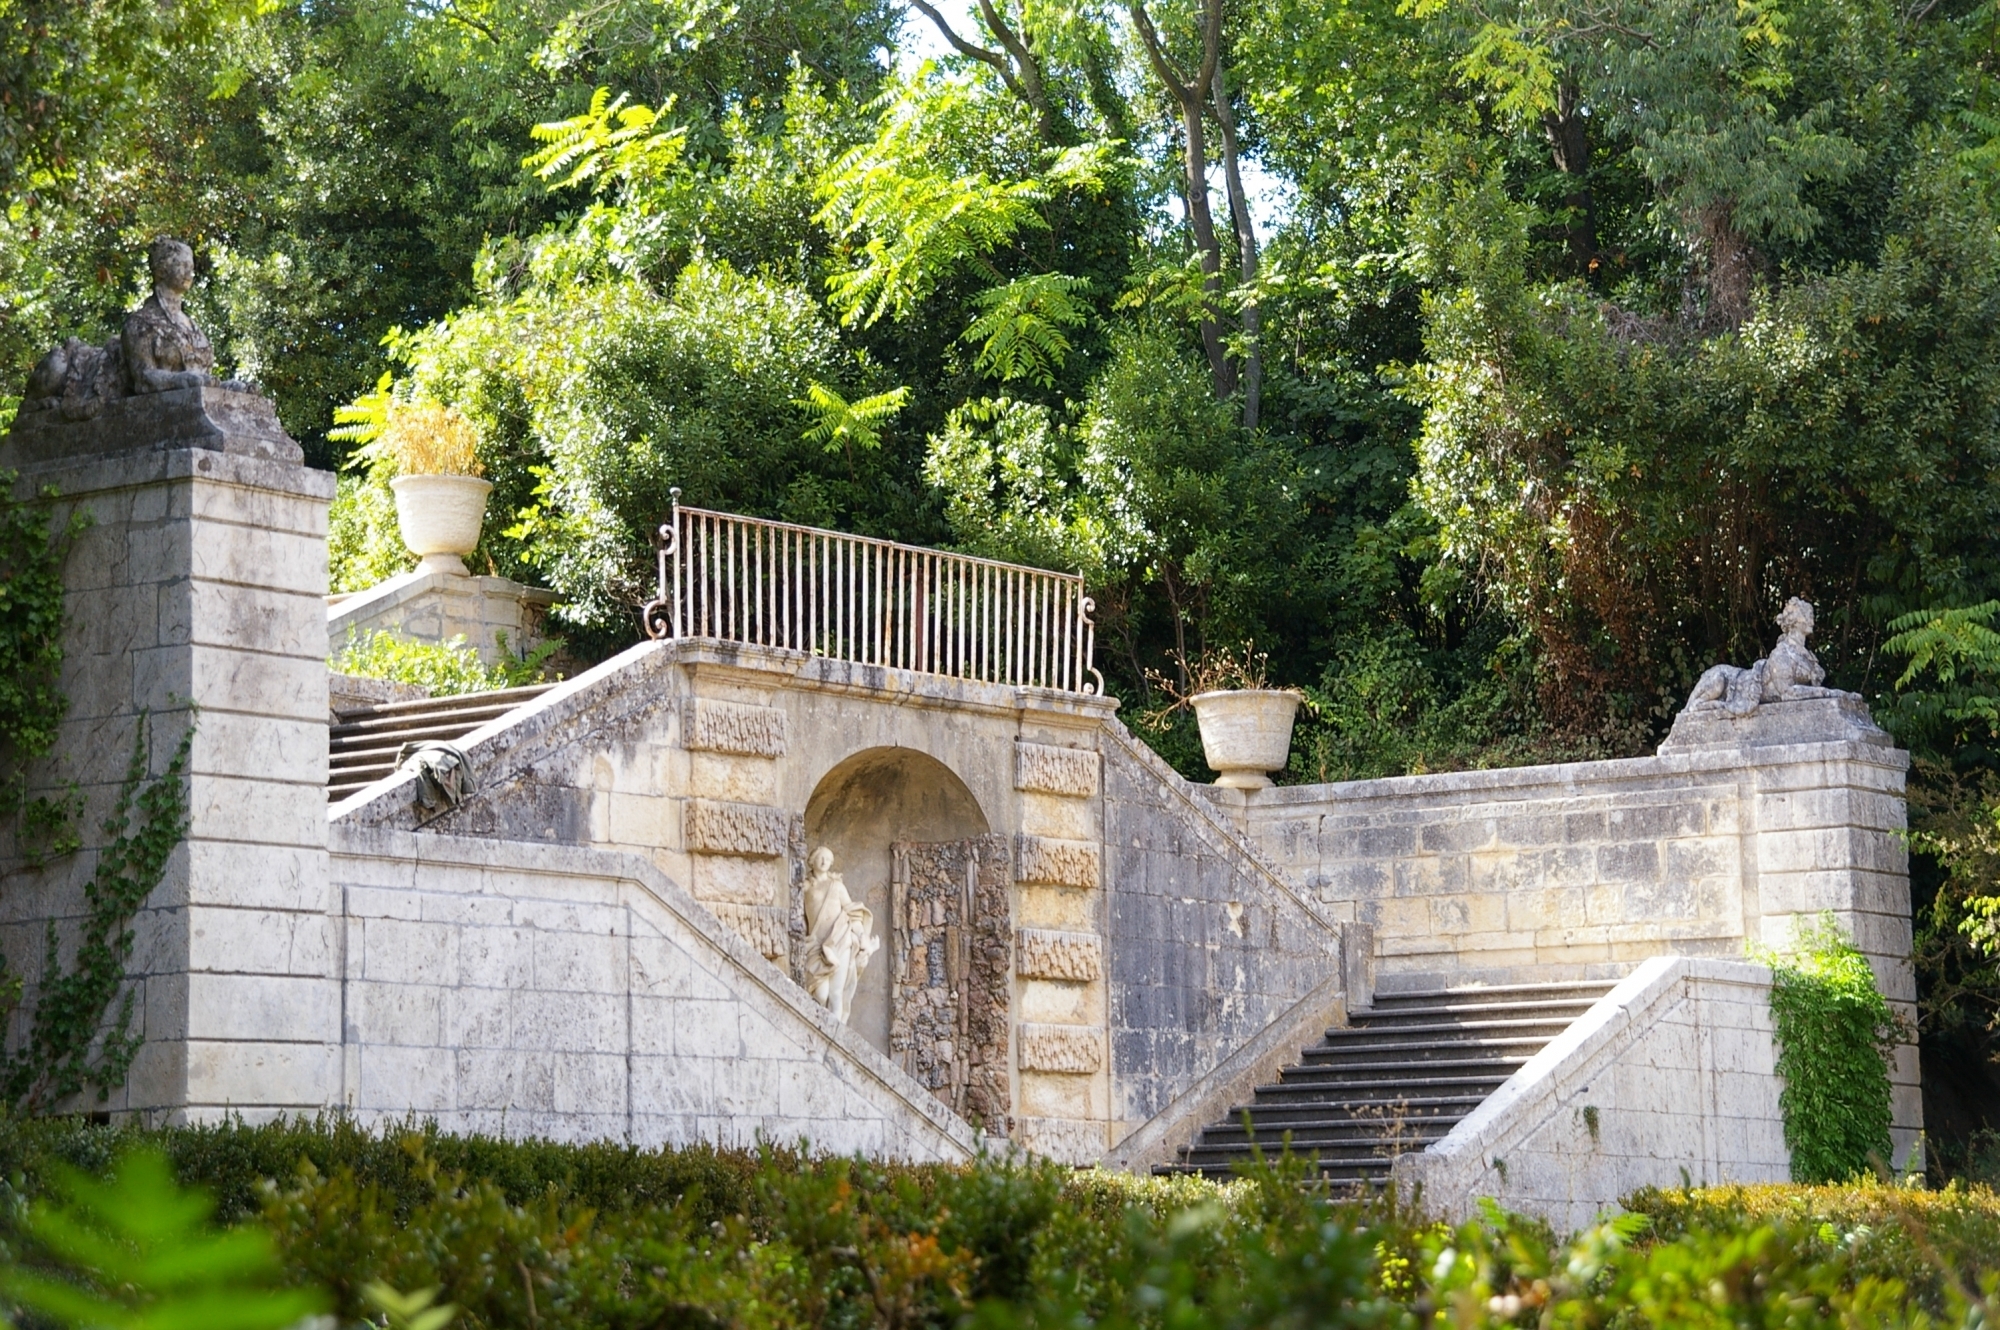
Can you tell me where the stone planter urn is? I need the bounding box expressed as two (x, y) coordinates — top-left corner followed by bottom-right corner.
(391, 473), (493, 576)
(1189, 688), (1303, 789)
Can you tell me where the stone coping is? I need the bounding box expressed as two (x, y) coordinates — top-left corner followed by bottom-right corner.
(4, 443), (334, 503)
(1209, 737), (1908, 812)
(331, 822), (986, 1160)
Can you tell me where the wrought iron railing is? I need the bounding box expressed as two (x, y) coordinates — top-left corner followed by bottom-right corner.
(642, 490), (1102, 694)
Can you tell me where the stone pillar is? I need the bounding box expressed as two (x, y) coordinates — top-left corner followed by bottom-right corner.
(2, 387), (338, 1121)
(1661, 694), (1921, 1168)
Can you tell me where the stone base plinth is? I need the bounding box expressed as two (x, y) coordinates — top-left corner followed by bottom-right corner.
(1658, 693), (1891, 752)
(1, 383), (301, 469)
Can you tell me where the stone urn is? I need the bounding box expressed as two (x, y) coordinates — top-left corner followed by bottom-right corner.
(1189, 688), (1303, 789)
(390, 473), (493, 576)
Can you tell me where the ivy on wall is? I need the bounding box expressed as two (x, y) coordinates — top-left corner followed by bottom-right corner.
(0, 476), (193, 1113)
(1763, 917), (1900, 1183)
(0, 469), (87, 865)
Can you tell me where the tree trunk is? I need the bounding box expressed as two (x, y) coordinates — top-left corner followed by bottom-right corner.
(1127, 0), (1235, 400)
(1211, 61), (1261, 429)
(1540, 80), (1597, 278)
(1688, 202), (1756, 327)
(1178, 102), (1236, 398)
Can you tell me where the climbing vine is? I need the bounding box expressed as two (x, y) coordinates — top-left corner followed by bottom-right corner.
(0, 469), (88, 865)
(0, 712), (194, 1112)
(0, 475), (194, 1112)
(1762, 916), (1901, 1184)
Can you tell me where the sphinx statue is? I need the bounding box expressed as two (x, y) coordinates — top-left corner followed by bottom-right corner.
(4, 238), (298, 467)
(1682, 597), (1841, 717)
(1661, 595), (1889, 751)
(18, 238), (256, 422)
(801, 847), (880, 1025)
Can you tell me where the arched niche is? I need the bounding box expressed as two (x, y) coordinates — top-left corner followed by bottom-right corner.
(804, 747), (989, 1053)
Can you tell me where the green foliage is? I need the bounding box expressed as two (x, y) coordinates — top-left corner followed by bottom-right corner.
(331, 630), (561, 697)
(0, 713), (194, 1115)
(797, 382), (912, 462)
(525, 87), (685, 192)
(0, 1121), (1986, 1327)
(0, 477), (87, 865)
(963, 273), (1092, 386)
(0, 1148), (326, 1330)
(1760, 917), (1901, 1185)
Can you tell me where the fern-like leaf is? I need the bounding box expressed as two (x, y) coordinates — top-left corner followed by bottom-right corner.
(525, 86), (684, 192)
(962, 273), (1092, 386)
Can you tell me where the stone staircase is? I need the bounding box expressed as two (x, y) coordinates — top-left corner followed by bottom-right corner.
(328, 685), (555, 802)
(1163, 979), (1619, 1183)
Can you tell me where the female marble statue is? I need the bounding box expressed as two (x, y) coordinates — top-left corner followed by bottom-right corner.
(802, 847), (880, 1024)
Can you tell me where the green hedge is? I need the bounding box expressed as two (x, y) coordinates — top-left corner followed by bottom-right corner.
(0, 1118), (1994, 1329)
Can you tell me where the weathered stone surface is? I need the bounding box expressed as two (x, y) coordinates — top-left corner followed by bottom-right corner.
(685, 799), (789, 858)
(890, 836), (1013, 1133)
(1659, 694), (1891, 752)
(1019, 1023), (1105, 1073)
(1016, 927), (1102, 982)
(1015, 835), (1100, 889)
(1016, 742), (1099, 797)
(3, 383), (304, 471)
(708, 903), (789, 961)
(328, 825), (980, 1159)
(1015, 1115), (1106, 1164)
(685, 699), (787, 757)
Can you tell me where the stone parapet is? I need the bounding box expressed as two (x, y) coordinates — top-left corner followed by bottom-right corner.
(1232, 733), (1919, 1167)
(1393, 956), (1789, 1231)
(327, 566), (557, 667)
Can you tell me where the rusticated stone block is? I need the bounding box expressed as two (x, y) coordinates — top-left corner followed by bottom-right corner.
(684, 698), (787, 757)
(1016, 927), (1103, 982)
(1016, 742), (1099, 797)
(707, 903), (789, 962)
(1016, 835), (1099, 890)
(1015, 1115), (1106, 1164)
(1019, 1023), (1104, 1074)
(684, 799), (788, 858)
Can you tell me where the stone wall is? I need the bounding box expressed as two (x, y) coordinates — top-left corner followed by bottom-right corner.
(331, 825), (980, 1157)
(328, 567), (557, 666)
(1394, 957), (1789, 1231)
(1213, 728), (1920, 1163)
(1101, 726), (1350, 1146)
(1, 447), (337, 1119)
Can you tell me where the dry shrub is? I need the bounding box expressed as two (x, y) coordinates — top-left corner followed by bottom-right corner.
(379, 401), (483, 476)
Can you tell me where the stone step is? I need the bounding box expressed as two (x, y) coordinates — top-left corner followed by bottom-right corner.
(328, 683), (555, 803)
(1158, 975), (1624, 1177)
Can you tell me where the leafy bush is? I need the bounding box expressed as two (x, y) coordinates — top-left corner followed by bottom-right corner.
(330, 629), (560, 696)
(0, 1120), (1993, 1329)
(328, 472), (416, 594)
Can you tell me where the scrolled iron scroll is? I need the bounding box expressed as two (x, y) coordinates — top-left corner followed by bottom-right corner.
(639, 489), (682, 640)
